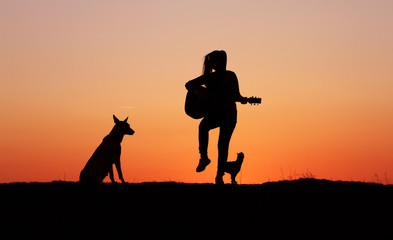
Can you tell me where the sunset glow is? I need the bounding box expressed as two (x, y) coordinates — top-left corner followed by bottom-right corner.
(1, 1), (392, 183)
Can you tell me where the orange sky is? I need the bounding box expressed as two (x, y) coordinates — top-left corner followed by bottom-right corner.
(1, 1), (392, 183)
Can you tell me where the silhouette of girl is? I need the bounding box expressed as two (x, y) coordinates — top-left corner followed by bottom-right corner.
(185, 50), (247, 184)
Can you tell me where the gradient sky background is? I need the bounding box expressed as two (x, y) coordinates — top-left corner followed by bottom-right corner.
(1, 0), (392, 183)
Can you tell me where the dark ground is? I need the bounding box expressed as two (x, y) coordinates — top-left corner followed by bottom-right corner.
(1, 179), (392, 239)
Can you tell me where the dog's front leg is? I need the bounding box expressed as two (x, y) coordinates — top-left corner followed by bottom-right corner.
(109, 165), (116, 183)
(114, 150), (126, 183)
(115, 160), (125, 183)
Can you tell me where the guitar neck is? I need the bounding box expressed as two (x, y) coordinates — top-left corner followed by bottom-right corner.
(246, 96), (261, 105)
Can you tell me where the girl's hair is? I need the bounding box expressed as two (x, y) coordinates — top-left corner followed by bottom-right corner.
(203, 50), (227, 75)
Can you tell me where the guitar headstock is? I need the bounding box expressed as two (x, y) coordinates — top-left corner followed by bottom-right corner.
(247, 96), (261, 105)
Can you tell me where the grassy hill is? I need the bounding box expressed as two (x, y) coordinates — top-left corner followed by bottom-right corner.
(1, 179), (392, 239)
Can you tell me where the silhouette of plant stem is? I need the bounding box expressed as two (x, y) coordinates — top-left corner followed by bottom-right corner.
(280, 167), (316, 181)
(374, 173), (390, 185)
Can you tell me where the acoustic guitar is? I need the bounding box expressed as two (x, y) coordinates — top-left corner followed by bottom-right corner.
(185, 86), (261, 119)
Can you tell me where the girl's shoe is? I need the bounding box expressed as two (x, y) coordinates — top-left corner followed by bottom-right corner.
(196, 157), (211, 172)
(215, 175), (224, 185)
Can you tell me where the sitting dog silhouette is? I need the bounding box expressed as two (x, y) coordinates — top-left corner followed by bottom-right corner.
(224, 152), (244, 184)
(79, 115), (135, 184)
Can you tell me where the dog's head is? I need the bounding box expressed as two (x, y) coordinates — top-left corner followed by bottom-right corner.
(113, 115), (135, 135)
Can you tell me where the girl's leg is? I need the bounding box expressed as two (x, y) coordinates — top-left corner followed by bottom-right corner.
(216, 111), (237, 184)
(216, 122), (236, 176)
(198, 119), (209, 158)
(197, 116), (218, 172)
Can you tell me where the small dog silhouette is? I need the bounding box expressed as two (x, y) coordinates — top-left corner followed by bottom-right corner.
(79, 115), (135, 184)
(224, 152), (244, 184)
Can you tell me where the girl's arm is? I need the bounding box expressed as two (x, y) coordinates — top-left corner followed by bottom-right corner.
(231, 72), (248, 104)
(185, 75), (206, 90)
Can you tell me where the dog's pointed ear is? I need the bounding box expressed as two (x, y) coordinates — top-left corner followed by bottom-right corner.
(113, 115), (120, 124)
(124, 116), (129, 122)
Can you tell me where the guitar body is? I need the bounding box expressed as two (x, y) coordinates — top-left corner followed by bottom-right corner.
(185, 86), (209, 119)
(185, 85), (261, 119)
